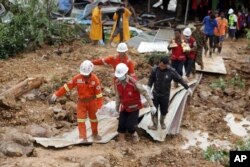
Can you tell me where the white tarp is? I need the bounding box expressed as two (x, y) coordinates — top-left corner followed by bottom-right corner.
(137, 41), (169, 53)
(153, 0), (177, 12)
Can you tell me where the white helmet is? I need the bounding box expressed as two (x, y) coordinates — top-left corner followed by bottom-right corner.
(80, 60), (94, 76)
(228, 8), (234, 14)
(183, 27), (192, 36)
(116, 42), (128, 52)
(115, 63), (128, 78)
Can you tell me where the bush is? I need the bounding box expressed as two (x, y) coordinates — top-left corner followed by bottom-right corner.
(0, 0), (81, 59)
(210, 75), (245, 90)
(204, 139), (250, 167)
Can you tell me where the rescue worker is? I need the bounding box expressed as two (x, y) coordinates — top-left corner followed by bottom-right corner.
(228, 8), (238, 41)
(89, 2), (104, 45)
(202, 13), (218, 57)
(192, 24), (207, 70)
(114, 63), (156, 143)
(147, 57), (193, 130)
(168, 29), (186, 78)
(214, 12), (228, 54)
(109, 3), (131, 44)
(92, 42), (136, 78)
(183, 27), (197, 78)
(50, 60), (103, 142)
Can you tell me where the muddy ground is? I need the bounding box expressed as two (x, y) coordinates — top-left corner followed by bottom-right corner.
(0, 39), (249, 167)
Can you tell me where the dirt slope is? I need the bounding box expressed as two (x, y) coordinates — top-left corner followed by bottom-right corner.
(0, 39), (249, 167)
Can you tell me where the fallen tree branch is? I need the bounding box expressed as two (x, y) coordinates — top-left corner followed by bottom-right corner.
(0, 77), (44, 109)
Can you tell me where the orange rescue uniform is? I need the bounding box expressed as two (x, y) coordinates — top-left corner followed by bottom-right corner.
(92, 55), (136, 77)
(55, 73), (103, 139)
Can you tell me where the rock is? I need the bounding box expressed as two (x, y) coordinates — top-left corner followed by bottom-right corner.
(81, 155), (111, 167)
(26, 124), (48, 137)
(65, 101), (76, 113)
(54, 111), (67, 120)
(0, 141), (23, 157)
(247, 89), (250, 99)
(224, 88), (235, 96)
(199, 90), (211, 101)
(210, 95), (220, 104)
(53, 103), (63, 113)
(24, 93), (36, 101)
(140, 157), (149, 167)
(16, 158), (63, 167)
(5, 130), (34, 146)
(0, 151), (6, 158)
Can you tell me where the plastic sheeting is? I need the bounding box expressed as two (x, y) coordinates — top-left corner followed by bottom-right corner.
(137, 41), (169, 53)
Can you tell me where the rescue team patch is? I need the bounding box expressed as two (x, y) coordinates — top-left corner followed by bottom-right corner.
(76, 79), (83, 83)
(91, 81), (96, 85)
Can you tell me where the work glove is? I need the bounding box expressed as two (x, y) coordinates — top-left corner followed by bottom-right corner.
(50, 94), (57, 104)
(187, 88), (193, 96)
(146, 86), (153, 99)
(150, 106), (157, 115)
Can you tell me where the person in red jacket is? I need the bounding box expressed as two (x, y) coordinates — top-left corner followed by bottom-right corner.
(114, 63), (156, 143)
(183, 27), (197, 78)
(50, 60), (103, 142)
(92, 42), (136, 78)
(168, 29), (186, 78)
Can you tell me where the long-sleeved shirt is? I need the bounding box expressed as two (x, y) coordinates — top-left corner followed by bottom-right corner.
(115, 75), (153, 111)
(92, 55), (136, 77)
(148, 66), (189, 96)
(203, 16), (218, 36)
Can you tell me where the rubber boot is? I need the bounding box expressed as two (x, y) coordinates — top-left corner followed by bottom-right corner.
(209, 48), (212, 57)
(160, 115), (166, 129)
(118, 133), (126, 142)
(148, 114), (158, 130)
(132, 131), (140, 143)
(92, 134), (102, 141)
(218, 47), (222, 54)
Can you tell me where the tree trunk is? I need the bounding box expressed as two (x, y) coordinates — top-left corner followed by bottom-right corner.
(0, 77), (44, 109)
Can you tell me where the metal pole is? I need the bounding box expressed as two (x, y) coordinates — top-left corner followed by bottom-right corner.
(184, 0), (190, 25)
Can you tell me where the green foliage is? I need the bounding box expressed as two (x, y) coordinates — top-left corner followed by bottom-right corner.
(204, 139), (250, 166)
(210, 75), (245, 90)
(204, 147), (229, 166)
(0, 0), (80, 59)
(235, 139), (250, 151)
(144, 52), (169, 66)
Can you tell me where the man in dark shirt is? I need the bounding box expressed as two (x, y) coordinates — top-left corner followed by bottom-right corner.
(147, 57), (192, 130)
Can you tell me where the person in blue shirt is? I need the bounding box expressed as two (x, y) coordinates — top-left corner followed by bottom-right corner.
(202, 13), (218, 57)
(58, 0), (73, 17)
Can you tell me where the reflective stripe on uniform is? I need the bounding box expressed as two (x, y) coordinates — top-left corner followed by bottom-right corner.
(128, 104), (138, 109)
(96, 93), (103, 98)
(64, 84), (70, 92)
(101, 58), (108, 65)
(90, 119), (98, 122)
(77, 118), (86, 123)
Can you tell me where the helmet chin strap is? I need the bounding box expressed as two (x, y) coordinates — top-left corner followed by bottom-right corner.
(118, 75), (126, 81)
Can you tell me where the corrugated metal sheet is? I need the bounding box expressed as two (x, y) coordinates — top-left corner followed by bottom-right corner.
(195, 56), (227, 74)
(35, 78), (201, 147)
